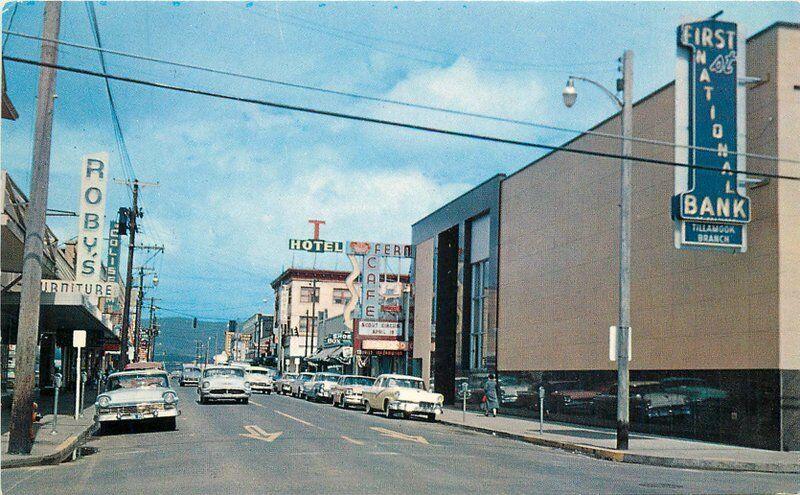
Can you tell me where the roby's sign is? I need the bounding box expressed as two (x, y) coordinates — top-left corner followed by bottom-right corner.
(77, 153), (110, 281)
(673, 18), (750, 251)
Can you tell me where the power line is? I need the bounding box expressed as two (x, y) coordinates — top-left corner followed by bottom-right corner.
(3, 55), (798, 182)
(249, 5), (611, 71)
(4, 29), (797, 167)
(2, 2), (19, 46)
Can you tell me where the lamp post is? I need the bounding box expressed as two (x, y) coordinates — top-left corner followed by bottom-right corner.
(562, 50), (633, 450)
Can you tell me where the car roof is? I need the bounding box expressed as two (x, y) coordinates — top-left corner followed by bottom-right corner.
(109, 369), (168, 378)
(340, 375), (374, 379)
(377, 374), (422, 381)
(246, 366), (270, 371)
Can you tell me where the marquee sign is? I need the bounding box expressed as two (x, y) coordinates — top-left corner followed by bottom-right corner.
(76, 153), (111, 281)
(673, 19), (750, 251)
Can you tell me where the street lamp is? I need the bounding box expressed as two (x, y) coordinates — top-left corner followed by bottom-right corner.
(562, 50), (633, 450)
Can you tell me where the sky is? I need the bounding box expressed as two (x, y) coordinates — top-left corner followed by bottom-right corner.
(2, 1), (797, 321)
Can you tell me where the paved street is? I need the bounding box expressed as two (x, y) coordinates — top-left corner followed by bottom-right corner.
(3, 387), (799, 495)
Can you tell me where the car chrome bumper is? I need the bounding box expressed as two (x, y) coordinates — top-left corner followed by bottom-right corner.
(96, 407), (178, 422)
(251, 384), (273, 392)
(202, 391), (250, 400)
(388, 401), (443, 415)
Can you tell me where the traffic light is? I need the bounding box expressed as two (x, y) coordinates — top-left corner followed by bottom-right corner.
(117, 207), (130, 235)
(193, 317), (198, 329)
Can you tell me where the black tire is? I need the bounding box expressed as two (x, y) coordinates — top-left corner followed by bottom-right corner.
(97, 422), (108, 435)
(199, 395), (206, 405)
(365, 401), (374, 414)
(426, 414), (436, 422)
(340, 397), (348, 409)
(384, 400), (394, 418)
(243, 398), (249, 405)
(163, 417), (177, 431)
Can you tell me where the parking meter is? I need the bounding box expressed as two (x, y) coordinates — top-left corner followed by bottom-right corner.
(460, 382), (469, 422)
(52, 373), (63, 435)
(538, 386), (545, 434)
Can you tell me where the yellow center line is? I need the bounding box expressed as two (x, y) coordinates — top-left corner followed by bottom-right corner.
(340, 435), (365, 446)
(273, 409), (323, 430)
(251, 401), (266, 408)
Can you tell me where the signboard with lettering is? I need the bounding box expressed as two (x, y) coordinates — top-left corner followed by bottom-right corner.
(76, 153), (110, 281)
(41, 279), (117, 298)
(673, 19), (749, 251)
(289, 238), (344, 253)
(361, 253), (381, 320)
(358, 321), (402, 338)
(347, 241), (413, 258)
(106, 220), (121, 282)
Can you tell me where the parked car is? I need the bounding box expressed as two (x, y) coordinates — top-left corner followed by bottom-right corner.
(180, 365), (201, 387)
(362, 374), (444, 421)
(276, 373), (298, 394)
(290, 372), (315, 398)
(549, 383), (609, 415)
(245, 366), (274, 394)
(197, 365), (251, 404)
(332, 375), (375, 409)
(659, 377), (728, 402)
(590, 381), (691, 422)
(305, 372), (341, 402)
(95, 369), (179, 432)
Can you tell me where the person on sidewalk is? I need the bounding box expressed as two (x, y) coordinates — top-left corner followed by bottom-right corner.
(483, 374), (499, 417)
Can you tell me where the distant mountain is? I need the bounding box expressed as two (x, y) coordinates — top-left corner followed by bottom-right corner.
(150, 316), (229, 365)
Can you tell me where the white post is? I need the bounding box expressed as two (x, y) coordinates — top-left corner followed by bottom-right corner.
(74, 346), (81, 420)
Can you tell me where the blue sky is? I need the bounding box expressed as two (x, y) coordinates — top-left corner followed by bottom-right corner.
(2, 1), (797, 320)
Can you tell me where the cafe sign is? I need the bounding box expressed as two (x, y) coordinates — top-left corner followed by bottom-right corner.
(673, 18), (750, 252)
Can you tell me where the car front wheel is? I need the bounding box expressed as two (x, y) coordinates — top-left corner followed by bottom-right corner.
(163, 417), (177, 431)
(365, 401), (374, 414)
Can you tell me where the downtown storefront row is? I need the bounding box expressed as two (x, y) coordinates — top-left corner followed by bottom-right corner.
(410, 22), (799, 451)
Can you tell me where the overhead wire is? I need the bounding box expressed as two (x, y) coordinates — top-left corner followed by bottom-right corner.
(3, 55), (797, 183)
(2, 2), (19, 47)
(3, 29), (797, 167)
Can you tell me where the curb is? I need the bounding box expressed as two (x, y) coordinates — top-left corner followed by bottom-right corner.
(2, 419), (97, 469)
(440, 419), (800, 474)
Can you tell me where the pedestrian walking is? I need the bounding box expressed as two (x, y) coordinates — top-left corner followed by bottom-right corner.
(483, 374), (499, 417)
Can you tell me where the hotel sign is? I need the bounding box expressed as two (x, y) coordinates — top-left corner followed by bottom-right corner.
(673, 19), (749, 251)
(76, 153), (111, 281)
(288, 238), (344, 253)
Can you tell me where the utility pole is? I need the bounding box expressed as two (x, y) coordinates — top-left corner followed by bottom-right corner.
(310, 278), (318, 356)
(147, 297), (158, 361)
(7, 1), (62, 455)
(133, 266), (145, 362)
(616, 49), (633, 451)
(115, 180), (158, 370)
(256, 314), (262, 365)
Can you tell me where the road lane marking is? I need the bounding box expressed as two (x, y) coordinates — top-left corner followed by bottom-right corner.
(273, 410), (323, 429)
(370, 426), (429, 445)
(239, 424), (283, 442)
(340, 435), (365, 445)
(251, 401), (266, 408)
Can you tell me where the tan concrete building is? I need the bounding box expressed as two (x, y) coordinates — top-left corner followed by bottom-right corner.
(412, 22), (799, 450)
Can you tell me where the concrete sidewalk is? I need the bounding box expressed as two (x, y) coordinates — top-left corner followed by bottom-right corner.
(440, 408), (800, 474)
(1, 403), (96, 469)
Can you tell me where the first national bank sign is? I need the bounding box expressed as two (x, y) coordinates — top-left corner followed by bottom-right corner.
(673, 19), (750, 252)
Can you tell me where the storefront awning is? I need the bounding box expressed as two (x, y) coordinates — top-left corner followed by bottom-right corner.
(308, 345), (352, 364)
(1, 291), (118, 348)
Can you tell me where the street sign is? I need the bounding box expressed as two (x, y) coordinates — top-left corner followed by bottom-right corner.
(73, 330), (86, 348)
(608, 326), (631, 362)
(673, 18), (749, 251)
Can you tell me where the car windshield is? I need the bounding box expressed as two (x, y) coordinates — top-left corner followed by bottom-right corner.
(316, 374), (339, 381)
(184, 368), (200, 375)
(385, 378), (425, 390)
(343, 377), (375, 386)
(248, 369), (270, 375)
(108, 373), (168, 390)
(204, 368), (244, 378)
(300, 374), (313, 381)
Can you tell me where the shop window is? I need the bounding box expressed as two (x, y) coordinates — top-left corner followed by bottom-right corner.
(469, 260), (488, 370)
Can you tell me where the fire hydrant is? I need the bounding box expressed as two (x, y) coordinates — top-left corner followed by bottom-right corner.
(30, 402), (43, 440)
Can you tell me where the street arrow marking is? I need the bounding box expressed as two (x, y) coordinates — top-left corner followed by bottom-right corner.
(369, 426), (429, 445)
(239, 425), (283, 442)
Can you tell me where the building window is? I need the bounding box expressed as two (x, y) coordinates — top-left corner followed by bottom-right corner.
(469, 260), (488, 370)
(332, 288), (350, 305)
(300, 286), (319, 303)
(299, 315), (317, 334)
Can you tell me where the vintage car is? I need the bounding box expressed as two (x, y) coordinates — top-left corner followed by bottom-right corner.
(197, 365), (251, 404)
(290, 372), (315, 398)
(362, 374), (444, 421)
(590, 381), (691, 422)
(331, 375), (375, 409)
(245, 366), (274, 394)
(95, 369), (179, 432)
(305, 372), (341, 402)
(275, 373), (298, 394)
(180, 365), (201, 387)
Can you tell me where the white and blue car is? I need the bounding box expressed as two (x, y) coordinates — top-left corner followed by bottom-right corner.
(95, 369), (180, 432)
